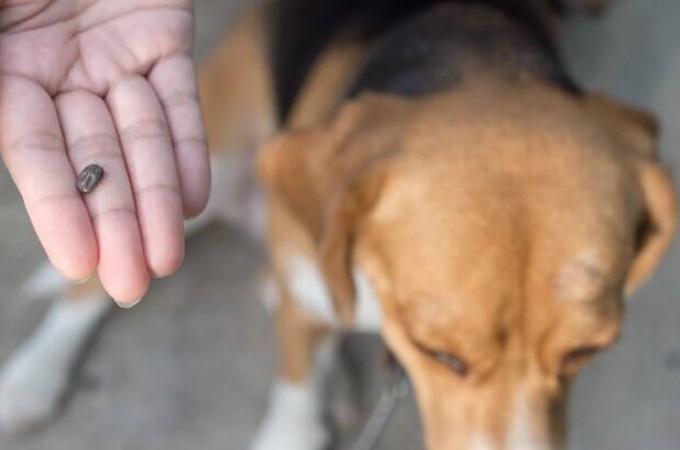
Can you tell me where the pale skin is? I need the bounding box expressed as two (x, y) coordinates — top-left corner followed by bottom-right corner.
(0, 0), (210, 306)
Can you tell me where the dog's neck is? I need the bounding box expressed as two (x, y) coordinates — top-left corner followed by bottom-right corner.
(350, 2), (579, 97)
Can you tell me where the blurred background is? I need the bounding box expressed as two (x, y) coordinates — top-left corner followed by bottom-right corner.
(0, 0), (679, 449)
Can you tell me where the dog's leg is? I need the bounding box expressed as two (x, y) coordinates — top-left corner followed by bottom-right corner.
(251, 285), (335, 450)
(197, 1), (277, 241)
(0, 276), (109, 433)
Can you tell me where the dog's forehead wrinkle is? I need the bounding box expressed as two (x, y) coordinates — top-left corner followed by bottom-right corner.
(404, 295), (464, 339)
(401, 290), (514, 357)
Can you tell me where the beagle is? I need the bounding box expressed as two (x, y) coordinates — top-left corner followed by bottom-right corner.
(1, 1), (677, 449)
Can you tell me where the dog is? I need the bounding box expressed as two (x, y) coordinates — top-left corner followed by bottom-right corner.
(1, 0), (677, 449)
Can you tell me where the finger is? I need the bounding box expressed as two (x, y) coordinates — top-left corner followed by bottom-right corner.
(0, 76), (97, 280)
(149, 55), (210, 218)
(107, 76), (185, 277)
(56, 90), (150, 305)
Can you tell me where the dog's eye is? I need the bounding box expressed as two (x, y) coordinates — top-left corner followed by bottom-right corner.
(431, 351), (469, 377)
(561, 346), (600, 377)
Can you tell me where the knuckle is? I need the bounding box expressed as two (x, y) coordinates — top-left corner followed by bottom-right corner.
(175, 135), (207, 149)
(160, 91), (198, 109)
(28, 192), (80, 214)
(69, 134), (119, 160)
(120, 118), (168, 144)
(89, 206), (136, 225)
(134, 184), (180, 199)
(4, 132), (64, 157)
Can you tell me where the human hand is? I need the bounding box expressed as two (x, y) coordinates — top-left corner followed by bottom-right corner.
(0, 0), (209, 306)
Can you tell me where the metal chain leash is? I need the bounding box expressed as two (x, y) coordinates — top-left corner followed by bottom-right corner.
(350, 365), (411, 450)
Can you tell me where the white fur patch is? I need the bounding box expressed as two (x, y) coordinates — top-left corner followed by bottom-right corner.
(251, 337), (336, 450)
(287, 257), (337, 325)
(506, 388), (549, 450)
(468, 435), (495, 450)
(353, 268), (382, 331)
(556, 250), (606, 302)
(0, 294), (111, 433)
(250, 380), (329, 450)
(287, 258), (383, 331)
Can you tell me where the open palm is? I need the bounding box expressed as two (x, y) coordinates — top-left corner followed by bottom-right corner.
(0, 0), (209, 305)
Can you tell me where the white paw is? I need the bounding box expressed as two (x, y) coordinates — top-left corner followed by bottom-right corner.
(251, 381), (330, 450)
(0, 347), (67, 434)
(0, 295), (110, 434)
(251, 414), (329, 450)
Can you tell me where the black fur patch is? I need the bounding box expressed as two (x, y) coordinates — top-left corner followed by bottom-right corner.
(547, 0), (568, 14)
(268, 0), (440, 121)
(349, 2), (580, 96)
(267, 0), (580, 120)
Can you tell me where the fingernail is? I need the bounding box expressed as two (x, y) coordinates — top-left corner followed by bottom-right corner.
(115, 298), (142, 309)
(75, 274), (92, 284)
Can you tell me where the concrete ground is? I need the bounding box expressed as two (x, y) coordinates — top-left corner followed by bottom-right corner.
(0, 1), (679, 449)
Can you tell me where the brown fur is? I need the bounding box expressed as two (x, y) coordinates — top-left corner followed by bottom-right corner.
(260, 70), (677, 450)
(275, 288), (330, 384)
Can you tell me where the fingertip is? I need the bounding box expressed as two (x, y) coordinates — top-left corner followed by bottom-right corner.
(95, 213), (151, 307)
(35, 208), (98, 282)
(148, 237), (186, 278)
(50, 241), (97, 282)
(48, 243), (97, 282)
(183, 191), (209, 219)
(135, 190), (186, 276)
(60, 264), (97, 285)
(102, 269), (150, 308)
(180, 153), (211, 219)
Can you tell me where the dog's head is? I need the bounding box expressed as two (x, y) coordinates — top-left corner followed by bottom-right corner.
(260, 82), (677, 449)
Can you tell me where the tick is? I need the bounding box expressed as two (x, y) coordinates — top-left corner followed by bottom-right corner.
(77, 164), (104, 194)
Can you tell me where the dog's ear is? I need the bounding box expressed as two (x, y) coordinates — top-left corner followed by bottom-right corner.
(586, 94), (678, 295)
(258, 127), (330, 242)
(259, 96), (401, 323)
(317, 170), (387, 324)
(258, 99), (374, 239)
(626, 160), (678, 294)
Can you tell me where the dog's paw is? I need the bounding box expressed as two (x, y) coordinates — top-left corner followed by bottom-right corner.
(0, 297), (110, 434)
(251, 417), (329, 450)
(0, 347), (67, 434)
(251, 381), (330, 450)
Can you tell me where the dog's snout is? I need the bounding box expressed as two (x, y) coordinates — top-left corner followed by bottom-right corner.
(417, 377), (566, 450)
(502, 386), (564, 450)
